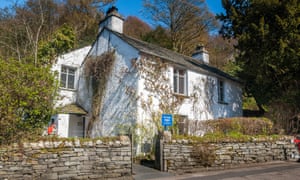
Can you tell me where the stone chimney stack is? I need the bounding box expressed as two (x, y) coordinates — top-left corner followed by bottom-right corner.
(192, 44), (209, 64)
(99, 6), (124, 34)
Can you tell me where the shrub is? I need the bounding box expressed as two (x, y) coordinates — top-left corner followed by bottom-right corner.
(0, 59), (57, 145)
(211, 117), (273, 135)
(189, 117), (274, 136)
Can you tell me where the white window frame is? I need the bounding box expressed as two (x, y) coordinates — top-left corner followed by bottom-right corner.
(60, 65), (76, 90)
(173, 68), (188, 96)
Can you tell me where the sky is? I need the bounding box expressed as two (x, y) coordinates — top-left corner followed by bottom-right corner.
(0, 0), (225, 17)
(114, 0), (224, 23)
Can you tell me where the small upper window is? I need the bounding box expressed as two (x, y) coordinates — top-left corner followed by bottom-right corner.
(60, 66), (76, 90)
(173, 68), (188, 95)
(218, 79), (225, 103)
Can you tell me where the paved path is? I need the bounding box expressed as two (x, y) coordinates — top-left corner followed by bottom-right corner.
(133, 164), (175, 180)
(133, 161), (300, 180)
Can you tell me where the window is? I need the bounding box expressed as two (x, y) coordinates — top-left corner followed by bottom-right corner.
(218, 79), (225, 103)
(173, 68), (188, 95)
(60, 66), (76, 90)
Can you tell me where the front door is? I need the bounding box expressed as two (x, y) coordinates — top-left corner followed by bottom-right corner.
(68, 114), (85, 137)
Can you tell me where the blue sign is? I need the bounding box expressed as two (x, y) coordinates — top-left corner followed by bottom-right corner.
(162, 114), (173, 126)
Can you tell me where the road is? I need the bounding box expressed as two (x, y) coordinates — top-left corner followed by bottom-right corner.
(163, 161), (300, 180)
(134, 160), (300, 180)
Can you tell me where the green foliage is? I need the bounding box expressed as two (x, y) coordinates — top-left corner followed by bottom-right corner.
(217, 0), (300, 114)
(222, 60), (242, 77)
(205, 117), (274, 136)
(38, 24), (75, 65)
(0, 59), (57, 145)
(173, 131), (285, 143)
(0, 0), (114, 62)
(142, 26), (173, 50)
(243, 96), (259, 110)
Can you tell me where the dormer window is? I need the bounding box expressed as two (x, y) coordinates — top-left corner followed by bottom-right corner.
(173, 68), (188, 95)
(60, 66), (76, 90)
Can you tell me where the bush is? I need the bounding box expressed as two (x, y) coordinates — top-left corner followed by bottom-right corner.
(0, 59), (57, 145)
(188, 117), (274, 137)
(205, 117), (273, 135)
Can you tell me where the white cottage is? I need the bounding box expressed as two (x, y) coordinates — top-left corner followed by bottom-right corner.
(52, 7), (243, 142)
(51, 46), (90, 137)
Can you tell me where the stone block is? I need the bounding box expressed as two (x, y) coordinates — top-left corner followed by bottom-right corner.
(41, 173), (58, 180)
(65, 161), (80, 166)
(52, 166), (69, 172)
(32, 165), (47, 170)
(58, 173), (76, 179)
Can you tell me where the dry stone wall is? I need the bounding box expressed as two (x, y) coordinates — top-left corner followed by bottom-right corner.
(163, 136), (298, 174)
(0, 137), (132, 180)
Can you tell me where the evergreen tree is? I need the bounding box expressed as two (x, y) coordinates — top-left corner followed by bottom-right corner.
(218, 0), (300, 113)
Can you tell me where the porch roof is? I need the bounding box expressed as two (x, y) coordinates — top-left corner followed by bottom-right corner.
(58, 104), (87, 115)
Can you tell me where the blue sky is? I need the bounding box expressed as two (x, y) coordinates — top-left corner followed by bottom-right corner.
(0, 0), (224, 35)
(0, 0), (224, 23)
(114, 0), (224, 25)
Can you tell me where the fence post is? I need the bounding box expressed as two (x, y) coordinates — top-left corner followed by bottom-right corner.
(160, 138), (164, 171)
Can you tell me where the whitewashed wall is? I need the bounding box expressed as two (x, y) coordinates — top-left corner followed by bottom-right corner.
(180, 70), (243, 120)
(52, 46), (91, 107)
(50, 46), (90, 138)
(77, 29), (242, 139)
(136, 65), (243, 135)
(77, 29), (139, 137)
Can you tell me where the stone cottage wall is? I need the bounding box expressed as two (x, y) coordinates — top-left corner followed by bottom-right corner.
(163, 136), (298, 173)
(0, 137), (131, 180)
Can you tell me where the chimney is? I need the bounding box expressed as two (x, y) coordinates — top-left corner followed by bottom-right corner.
(192, 44), (209, 64)
(99, 6), (124, 34)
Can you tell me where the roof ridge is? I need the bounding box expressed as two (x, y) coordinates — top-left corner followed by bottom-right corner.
(104, 27), (242, 83)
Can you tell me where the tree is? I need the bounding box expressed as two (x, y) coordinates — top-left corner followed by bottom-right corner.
(38, 24), (75, 65)
(0, 59), (57, 145)
(123, 16), (151, 40)
(206, 35), (237, 69)
(0, 0), (114, 62)
(217, 0), (300, 115)
(60, 0), (114, 46)
(142, 26), (173, 50)
(143, 0), (217, 55)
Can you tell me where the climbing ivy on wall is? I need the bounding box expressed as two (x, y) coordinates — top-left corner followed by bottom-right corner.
(84, 51), (115, 136)
(133, 53), (185, 135)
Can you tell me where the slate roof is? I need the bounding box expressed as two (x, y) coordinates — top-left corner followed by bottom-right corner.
(106, 28), (241, 84)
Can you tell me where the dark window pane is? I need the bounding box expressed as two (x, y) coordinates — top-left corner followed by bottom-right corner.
(68, 68), (75, 75)
(173, 68), (187, 95)
(61, 66), (67, 73)
(60, 74), (67, 88)
(179, 69), (185, 76)
(174, 74), (178, 93)
(219, 80), (224, 102)
(179, 76), (185, 94)
(61, 66), (76, 90)
(68, 75), (75, 89)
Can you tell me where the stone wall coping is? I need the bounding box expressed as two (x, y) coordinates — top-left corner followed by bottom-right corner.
(167, 135), (294, 144)
(0, 136), (131, 150)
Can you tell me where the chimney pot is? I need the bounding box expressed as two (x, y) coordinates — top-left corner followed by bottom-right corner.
(99, 6), (124, 34)
(192, 44), (209, 64)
